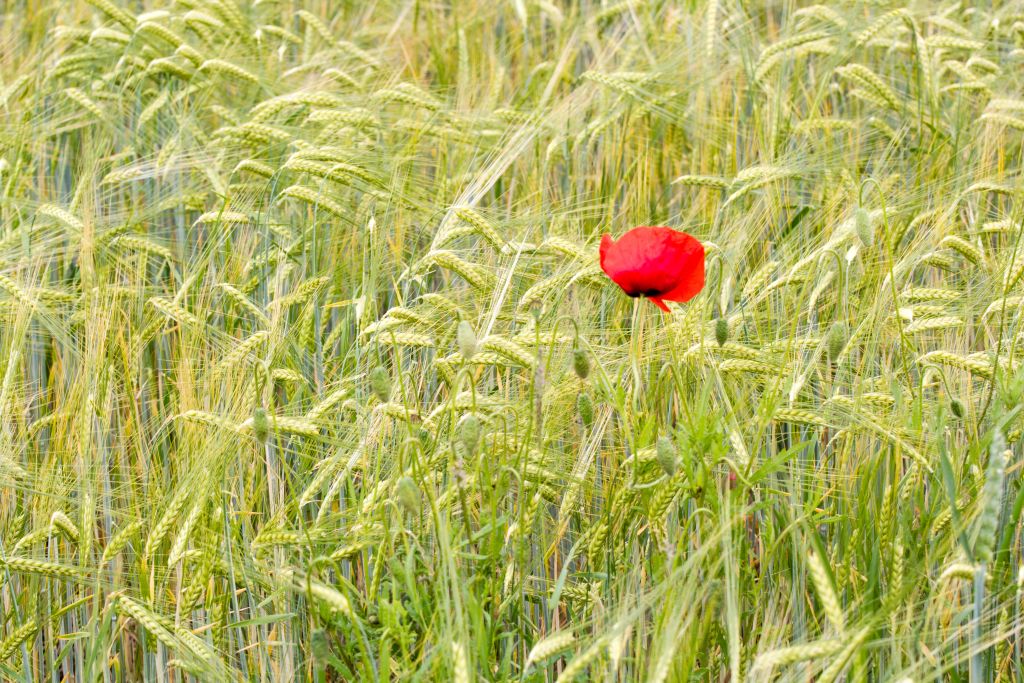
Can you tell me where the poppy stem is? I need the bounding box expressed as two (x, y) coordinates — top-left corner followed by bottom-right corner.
(630, 299), (638, 362)
(630, 298), (643, 379)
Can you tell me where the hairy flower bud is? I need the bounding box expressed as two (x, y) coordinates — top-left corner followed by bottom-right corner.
(950, 398), (965, 419)
(572, 345), (590, 380)
(854, 207), (873, 247)
(577, 392), (594, 427)
(459, 414), (482, 458)
(370, 366), (390, 402)
(656, 436), (678, 476)
(253, 408), (269, 443)
(714, 317), (728, 347)
(826, 322), (848, 362)
(396, 475), (421, 513)
(456, 320), (477, 360)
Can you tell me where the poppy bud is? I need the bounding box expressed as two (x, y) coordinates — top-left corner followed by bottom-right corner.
(854, 208), (873, 247)
(826, 322), (847, 362)
(950, 398), (965, 419)
(458, 414), (482, 458)
(572, 345), (590, 380)
(577, 392), (594, 426)
(370, 366), (390, 402)
(656, 436), (677, 476)
(456, 320), (477, 360)
(396, 475), (420, 513)
(714, 317), (728, 347)
(253, 408), (269, 443)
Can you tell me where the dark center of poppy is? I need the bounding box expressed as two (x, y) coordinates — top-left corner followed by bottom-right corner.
(627, 288), (668, 298)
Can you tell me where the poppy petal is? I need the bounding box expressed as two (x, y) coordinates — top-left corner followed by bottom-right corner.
(658, 243), (705, 304)
(648, 296), (671, 312)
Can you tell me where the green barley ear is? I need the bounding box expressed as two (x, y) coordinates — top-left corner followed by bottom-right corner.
(572, 341), (590, 379)
(459, 414), (482, 458)
(370, 366), (391, 402)
(826, 321), (848, 362)
(396, 476), (420, 513)
(656, 436), (678, 476)
(854, 207), (874, 247)
(807, 547), (845, 632)
(252, 408), (269, 443)
(714, 317), (729, 347)
(577, 392), (594, 427)
(456, 320), (477, 360)
(525, 630), (575, 669)
(975, 429), (1007, 563)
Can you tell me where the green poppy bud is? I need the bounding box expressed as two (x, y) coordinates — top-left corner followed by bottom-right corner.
(370, 366), (390, 402)
(854, 207), (873, 247)
(950, 397), (965, 419)
(459, 414), (482, 458)
(252, 408), (269, 443)
(826, 321), (848, 362)
(396, 475), (420, 513)
(714, 317), (728, 347)
(456, 320), (477, 360)
(577, 392), (594, 427)
(656, 436), (678, 476)
(572, 346), (590, 380)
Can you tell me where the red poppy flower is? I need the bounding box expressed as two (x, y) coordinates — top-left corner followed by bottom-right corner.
(599, 226), (705, 312)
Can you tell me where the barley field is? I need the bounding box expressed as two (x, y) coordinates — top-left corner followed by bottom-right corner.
(1, 0), (1024, 681)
